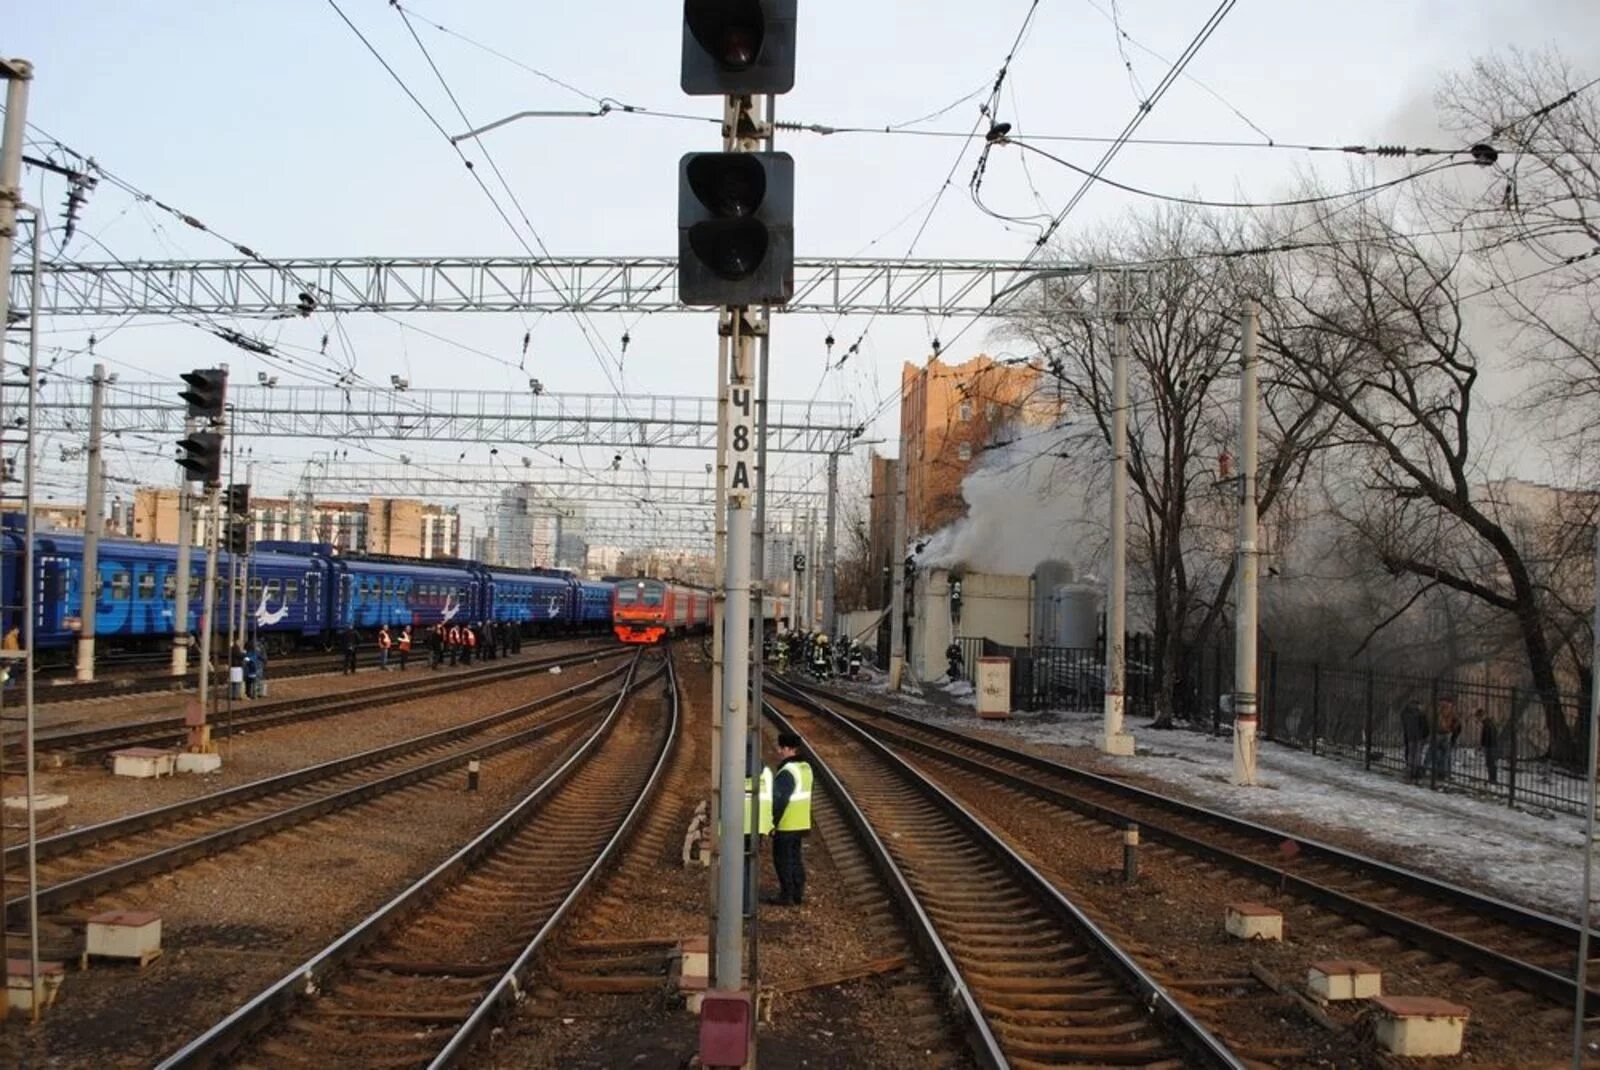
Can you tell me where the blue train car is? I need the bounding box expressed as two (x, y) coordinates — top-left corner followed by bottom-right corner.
(577, 579), (614, 626)
(483, 567), (578, 633)
(327, 554), (479, 633)
(17, 529), (335, 656)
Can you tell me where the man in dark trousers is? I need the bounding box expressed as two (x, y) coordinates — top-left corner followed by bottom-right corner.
(769, 731), (813, 906)
(341, 625), (359, 674)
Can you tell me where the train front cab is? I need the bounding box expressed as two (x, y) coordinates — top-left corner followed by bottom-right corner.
(613, 578), (668, 644)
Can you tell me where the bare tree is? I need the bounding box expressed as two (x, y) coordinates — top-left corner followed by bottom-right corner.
(1260, 192), (1584, 760)
(1015, 205), (1333, 725)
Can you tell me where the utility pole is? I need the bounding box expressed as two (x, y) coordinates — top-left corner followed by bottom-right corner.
(1231, 302), (1260, 785)
(821, 453), (838, 636)
(888, 459), (907, 690)
(171, 419), (195, 677)
(1103, 311), (1135, 756)
(804, 505), (817, 635)
(75, 363), (107, 681)
(790, 511), (802, 629)
(0, 60), (30, 347)
(196, 439), (223, 718)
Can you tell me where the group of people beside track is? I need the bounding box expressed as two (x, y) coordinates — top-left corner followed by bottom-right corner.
(338, 620), (525, 674)
(769, 629), (866, 682)
(1399, 695), (1507, 786)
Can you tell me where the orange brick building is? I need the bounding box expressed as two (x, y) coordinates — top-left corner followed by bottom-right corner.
(898, 354), (1058, 538)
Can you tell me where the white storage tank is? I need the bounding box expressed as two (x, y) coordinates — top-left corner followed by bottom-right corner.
(1032, 561), (1073, 645)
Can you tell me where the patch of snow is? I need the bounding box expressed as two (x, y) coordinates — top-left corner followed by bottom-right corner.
(892, 701), (1594, 921)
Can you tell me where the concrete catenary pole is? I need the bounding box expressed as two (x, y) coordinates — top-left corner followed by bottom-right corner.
(888, 459), (907, 690)
(75, 363), (107, 681)
(171, 417), (195, 677)
(804, 505), (817, 635)
(1231, 301), (1261, 786)
(821, 451), (838, 635)
(0, 62), (30, 356)
(1102, 312), (1135, 756)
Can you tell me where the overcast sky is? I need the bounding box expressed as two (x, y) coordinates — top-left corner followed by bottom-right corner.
(8, 0), (1598, 527)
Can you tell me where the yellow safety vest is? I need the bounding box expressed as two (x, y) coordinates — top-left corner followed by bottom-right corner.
(774, 761), (813, 832)
(743, 767), (774, 835)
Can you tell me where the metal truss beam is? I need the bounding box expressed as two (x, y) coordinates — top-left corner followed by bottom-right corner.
(13, 255), (1100, 318)
(12, 381), (857, 453)
(302, 463), (821, 505)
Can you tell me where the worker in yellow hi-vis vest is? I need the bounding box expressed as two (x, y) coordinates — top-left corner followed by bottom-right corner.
(769, 731), (813, 906)
(742, 764), (773, 913)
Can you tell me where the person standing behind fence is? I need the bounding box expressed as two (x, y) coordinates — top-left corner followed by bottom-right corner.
(1479, 707), (1501, 785)
(1400, 700), (1427, 782)
(1430, 696), (1459, 783)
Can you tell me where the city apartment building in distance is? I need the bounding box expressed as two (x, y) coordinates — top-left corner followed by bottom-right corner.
(131, 488), (461, 558)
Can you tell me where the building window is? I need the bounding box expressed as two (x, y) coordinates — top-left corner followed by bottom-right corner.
(957, 400), (973, 422)
(957, 443), (973, 461)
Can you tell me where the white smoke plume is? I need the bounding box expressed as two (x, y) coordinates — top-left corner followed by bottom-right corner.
(915, 429), (1103, 577)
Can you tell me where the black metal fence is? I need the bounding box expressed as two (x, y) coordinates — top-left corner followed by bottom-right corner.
(955, 634), (1592, 817)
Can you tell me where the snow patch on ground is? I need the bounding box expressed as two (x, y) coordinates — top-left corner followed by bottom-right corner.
(879, 698), (1591, 920)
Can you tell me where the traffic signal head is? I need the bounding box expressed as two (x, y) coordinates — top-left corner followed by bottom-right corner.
(179, 368), (228, 421)
(678, 151), (793, 306)
(681, 0), (795, 95)
(227, 520), (250, 555)
(226, 483), (251, 516)
(176, 431), (223, 486)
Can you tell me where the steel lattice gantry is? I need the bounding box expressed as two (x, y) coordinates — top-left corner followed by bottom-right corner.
(301, 463), (823, 505)
(12, 255), (1099, 317)
(11, 380), (858, 452)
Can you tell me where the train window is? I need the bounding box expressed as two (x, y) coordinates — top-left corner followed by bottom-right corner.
(110, 571), (131, 601)
(264, 580), (280, 603)
(249, 578), (264, 603)
(285, 580), (299, 604)
(641, 584), (664, 606)
(138, 573), (156, 599)
(617, 585), (639, 605)
(163, 574), (177, 600)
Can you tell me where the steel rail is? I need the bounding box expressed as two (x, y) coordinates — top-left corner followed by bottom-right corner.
(3, 659), (632, 870)
(761, 700), (1006, 1069)
(768, 682), (1247, 1070)
(4, 678), (627, 924)
(153, 651), (658, 1069)
(9, 643), (629, 761)
(785, 677), (1600, 1012)
(428, 651), (681, 1066)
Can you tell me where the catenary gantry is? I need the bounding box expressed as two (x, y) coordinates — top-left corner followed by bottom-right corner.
(13, 255), (1098, 317)
(9, 380), (858, 453)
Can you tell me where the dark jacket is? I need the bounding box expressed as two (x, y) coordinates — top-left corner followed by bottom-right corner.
(772, 757), (802, 827)
(1481, 719), (1499, 749)
(341, 628), (359, 653)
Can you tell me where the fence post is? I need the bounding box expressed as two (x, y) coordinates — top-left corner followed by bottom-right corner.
(1212, 643), (1222, 735)
(1267, 651), (1278, 741)
(1311, 661), (1322, 756)
(1507, 686), (1518, 808)
(1364, 668), (1375, 771)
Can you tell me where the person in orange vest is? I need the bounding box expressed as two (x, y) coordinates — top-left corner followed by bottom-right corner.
(377, 624), (393, 671)
(464, 622), (478, 665)
(397, 626), (412, 671)
(447, 624), (461, 666)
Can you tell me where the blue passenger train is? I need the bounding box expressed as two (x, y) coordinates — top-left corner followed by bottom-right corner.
(0, 519), (616, 660)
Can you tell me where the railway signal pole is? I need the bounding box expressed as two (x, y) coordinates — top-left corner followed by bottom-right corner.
(679, 1), (796, 1054)
(176, 368), (228, 750)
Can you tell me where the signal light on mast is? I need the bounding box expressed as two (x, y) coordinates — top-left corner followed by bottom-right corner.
(178, 368), (228, 421)
(678, 151), (793, 306)
(681, 0), (796, 95)
(176, 431), (223, 487)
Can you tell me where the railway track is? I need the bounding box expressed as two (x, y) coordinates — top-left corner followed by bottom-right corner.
(763, 692), (1246, 1070)
(780, 677), (1600, 1016)
(2, 658), (636, 925)
(155, 649), (678, 1069)
(8, 642), (628, 764)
